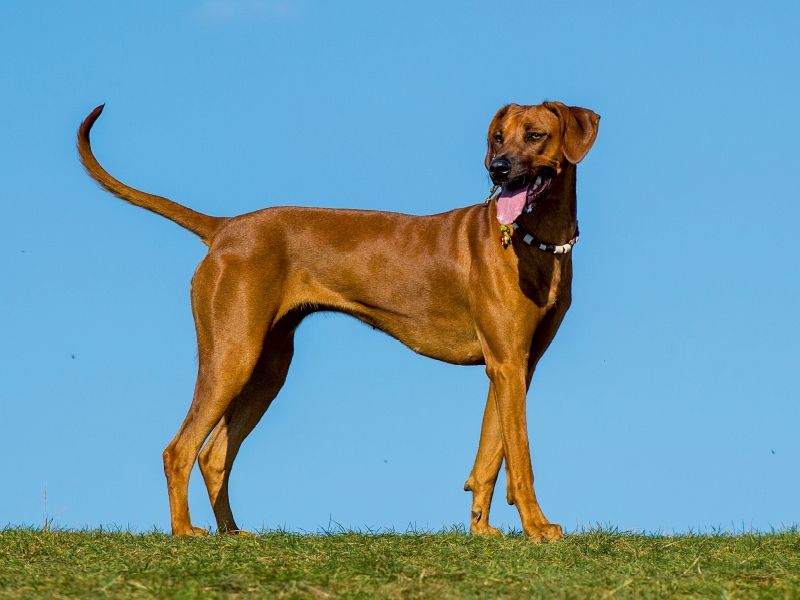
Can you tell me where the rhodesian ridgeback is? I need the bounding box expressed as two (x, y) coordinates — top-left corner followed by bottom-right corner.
(78, 101), (599, 540)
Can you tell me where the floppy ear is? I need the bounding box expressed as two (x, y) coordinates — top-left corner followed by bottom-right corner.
(544, 102), (600, 164)
(484, 104), (516, 170)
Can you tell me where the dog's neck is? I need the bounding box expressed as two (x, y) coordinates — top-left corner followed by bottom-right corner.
(514, 162), (578, 246)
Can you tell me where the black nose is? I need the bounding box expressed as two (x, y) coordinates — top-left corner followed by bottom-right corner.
(489, 157), (512, 181)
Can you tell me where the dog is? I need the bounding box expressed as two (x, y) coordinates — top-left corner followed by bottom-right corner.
(78, 101), (599, 540)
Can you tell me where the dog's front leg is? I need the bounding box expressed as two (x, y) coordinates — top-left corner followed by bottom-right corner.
(464, 383), (504, 535)
(484, 358), (563, 542)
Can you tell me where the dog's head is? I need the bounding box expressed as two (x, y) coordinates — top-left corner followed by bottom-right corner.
(485, 102), (599, 224)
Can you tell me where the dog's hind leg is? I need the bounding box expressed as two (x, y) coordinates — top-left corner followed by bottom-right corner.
(163, 350), (264, 535)
(162, 261), (275, 536)
(198, 327), (296, 533)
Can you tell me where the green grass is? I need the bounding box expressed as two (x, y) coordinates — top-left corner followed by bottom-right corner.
(1, 526), (798, 599)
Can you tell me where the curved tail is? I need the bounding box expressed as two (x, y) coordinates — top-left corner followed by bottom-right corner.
(78, 105), (224, 245)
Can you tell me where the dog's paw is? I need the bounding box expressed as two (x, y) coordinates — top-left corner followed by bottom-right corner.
(471, 523), (503, 536)
(525, 523), (563, 543)
(174, 525), (208, 536)
(216, 525), (252, 536)
(231, 529), (255, 536)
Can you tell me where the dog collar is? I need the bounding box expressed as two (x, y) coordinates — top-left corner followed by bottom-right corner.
(511, 222), (579, 254)
(486, 184), (578, 253)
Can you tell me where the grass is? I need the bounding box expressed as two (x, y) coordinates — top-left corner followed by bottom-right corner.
(1, 526), (799, 599)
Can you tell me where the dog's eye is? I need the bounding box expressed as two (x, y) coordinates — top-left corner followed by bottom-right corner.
(493, 134), (503, 144)
(527, 132), (545, 141)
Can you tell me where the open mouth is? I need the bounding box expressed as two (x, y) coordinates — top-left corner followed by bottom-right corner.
(496, 174), (553, 225)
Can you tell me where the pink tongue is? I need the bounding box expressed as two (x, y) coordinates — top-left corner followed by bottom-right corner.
(496, 185), (527, 225)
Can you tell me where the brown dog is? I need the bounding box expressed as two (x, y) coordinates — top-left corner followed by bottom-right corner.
(78, 101), (599, 540)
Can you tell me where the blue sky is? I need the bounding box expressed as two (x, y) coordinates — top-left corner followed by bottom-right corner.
(1, 1), (798, 534)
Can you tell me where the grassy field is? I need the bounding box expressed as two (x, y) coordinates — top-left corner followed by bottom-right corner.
(1, 526), (798, 599)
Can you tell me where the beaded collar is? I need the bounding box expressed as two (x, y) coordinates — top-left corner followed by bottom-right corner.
(512, 221), (579, 255)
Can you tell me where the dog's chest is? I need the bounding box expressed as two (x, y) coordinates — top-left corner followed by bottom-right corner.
(516, 254), (571, 310)
(545, 263), (564, 309)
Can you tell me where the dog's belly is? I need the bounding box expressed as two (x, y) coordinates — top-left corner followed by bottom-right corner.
(349, 309), (485, 366)
(288, 278), (486, 366)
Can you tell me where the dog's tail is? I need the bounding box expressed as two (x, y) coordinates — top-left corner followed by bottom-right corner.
(78, 105), (224, 246)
